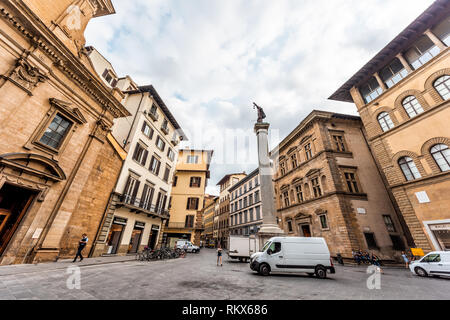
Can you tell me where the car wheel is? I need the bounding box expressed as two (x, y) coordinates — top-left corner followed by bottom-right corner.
(259, 263), (271, 276)
(415, 267), (428, 277)
(315, 266), (327, 279)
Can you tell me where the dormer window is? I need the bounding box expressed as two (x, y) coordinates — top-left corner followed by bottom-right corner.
(404, 35), (440, 70)
(380, 58), (408, 88)
(360, 77), (383, 104)
(101, 69), (117, 87)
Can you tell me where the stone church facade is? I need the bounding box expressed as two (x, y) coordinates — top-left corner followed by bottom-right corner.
(0, 0), (129, 264)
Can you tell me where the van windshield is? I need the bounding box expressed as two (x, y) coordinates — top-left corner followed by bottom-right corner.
(262, 241), (272, 252)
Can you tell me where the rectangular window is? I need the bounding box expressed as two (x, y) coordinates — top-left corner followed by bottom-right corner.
(283, 191), (290, 207)
(249, 208), (254, 222)
(167, 148), (175, 161)
(319, 214), (328, 229)
(311, 178), (322, 197)
(360, 76), (383, 104)
(305, 143), (313, 160)
(185, 215), (195, 228)
(383, 215), (396, 233)
(432, 18), (450, 46)
(364, 233), (378, 249)
(404, 35), (440, 70)
(149, 156), (161, 175)
(332, 135), (346, 152)
(280, 162), (286, 176)
(255, 177), (259, 186)
(140, 184), (155, 211)
(287, 220), (293, 232)
(123, 176), (140, 205)
(156, 136), (165, 151)
(187, 155), (199, 164)
(39, 113), (72, 149)
(141, 121), (154, 139)
(243, 196), (247, 208)
(163, 166), (171, 182)
(380, 58), (408, 88)
(248, 194), (253, 206)
(150, 104), (158, 117)
(344, 172), (359, 193)
(132, 143), (148, 166)
(190, 177), (201, 188)
(239, 199), (242, 210)
(254, 191), (260, 203)
(295, 185), (303, 203)
(255, 206), (261, 220)
(172, 176), (178, 187)
(244, 210), (248, 223)
(291, 153), (298, 169)
(186, 198), (199, 210)
(161, 119), (169, 132)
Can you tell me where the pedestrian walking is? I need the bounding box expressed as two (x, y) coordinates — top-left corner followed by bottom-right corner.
(217, 244), (223, 266)
(73, 233), (88, 262)
(401, 251), (410, 268)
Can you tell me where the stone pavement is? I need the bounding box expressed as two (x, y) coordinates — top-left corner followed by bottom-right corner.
(0, 248), (449, 300)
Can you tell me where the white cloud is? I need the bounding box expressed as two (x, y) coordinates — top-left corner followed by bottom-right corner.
(85, 0), (435, 195)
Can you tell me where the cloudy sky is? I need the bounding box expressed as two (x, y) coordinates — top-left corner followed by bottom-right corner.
(85, 0), (435, 195)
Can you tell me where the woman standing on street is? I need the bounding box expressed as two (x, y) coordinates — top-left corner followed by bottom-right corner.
(217, 244), (223, 266)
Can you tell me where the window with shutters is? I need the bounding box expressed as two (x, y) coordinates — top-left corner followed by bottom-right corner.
(141, 121), (154, 139)
(254, 191), (260, 203)
(190, 177), (201, 188)
(172, 176), (178, 187)
(185, 215), (195, 228)
(149, 156), (161, 175)
(167, 148), (175, 161)
(163, 165), (171, 182)
(132, 143), (148, 166)
(383, 215), (396, 233)
(140, 184), (155, 211)
(123, 176), (140, 205)
(186, 197), (199, 210)
(156, 136), (166, 151)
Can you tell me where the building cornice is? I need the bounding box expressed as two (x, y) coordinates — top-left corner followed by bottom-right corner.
(0, 1), (130, 118)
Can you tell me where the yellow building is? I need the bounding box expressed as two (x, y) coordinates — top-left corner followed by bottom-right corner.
(162, 149), (213, 247)
(202, 196), (218, 246)
(330, 1), (450, 252)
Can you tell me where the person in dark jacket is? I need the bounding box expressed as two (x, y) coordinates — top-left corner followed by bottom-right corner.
(73, 234), (88, 262)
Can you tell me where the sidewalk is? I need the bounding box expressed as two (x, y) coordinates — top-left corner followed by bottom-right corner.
(0, 255), (137, 277)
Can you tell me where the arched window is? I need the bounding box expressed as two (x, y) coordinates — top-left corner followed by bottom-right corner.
(398, 157), (421, 181)
(431, 144), (450, 172)
(434, 75), (450, 101)
(378, 112), (394, 132)
(402, 96), (424, 118)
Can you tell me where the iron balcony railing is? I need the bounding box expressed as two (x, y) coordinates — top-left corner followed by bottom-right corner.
(120, 194), (169, 217)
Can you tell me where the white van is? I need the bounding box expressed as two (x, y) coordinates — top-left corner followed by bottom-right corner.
(176, 240), (200, 253)
(250, 237), (335, 278)
(409, 251), (450, 278)
(228, 235), (260, 262)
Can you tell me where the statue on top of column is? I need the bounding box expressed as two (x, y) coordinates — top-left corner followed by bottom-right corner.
(253, 102), (266, 123)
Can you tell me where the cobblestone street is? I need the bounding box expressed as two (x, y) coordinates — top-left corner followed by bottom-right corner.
(0, 249), (449, 300)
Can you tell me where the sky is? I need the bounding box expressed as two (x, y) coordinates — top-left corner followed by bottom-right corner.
(85, 0), (435, 196)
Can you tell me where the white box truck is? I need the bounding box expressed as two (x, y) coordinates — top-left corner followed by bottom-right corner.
(228, 235), (260, 262)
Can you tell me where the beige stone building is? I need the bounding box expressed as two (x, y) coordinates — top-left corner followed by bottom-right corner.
(216, 173), (246, 248)
(163, 149), (213, 247)
(272, 111), (408, 261)
(330, 0), (450, 252)
(229, 169), (262, 236)
(0, 0), (131, 264)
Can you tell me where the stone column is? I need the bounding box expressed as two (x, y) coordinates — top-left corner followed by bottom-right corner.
(254, 122), (284, 248)
(396, 53), (413, 73)
(424, 29), (447, 51)
(374, 72), (387, 91)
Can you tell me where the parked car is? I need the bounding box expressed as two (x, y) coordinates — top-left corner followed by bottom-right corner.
(250, 237), (335, 278)
(409, 251), (450, 278)
(228, 235), (260, 262)
(176, 240), (200, 253)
